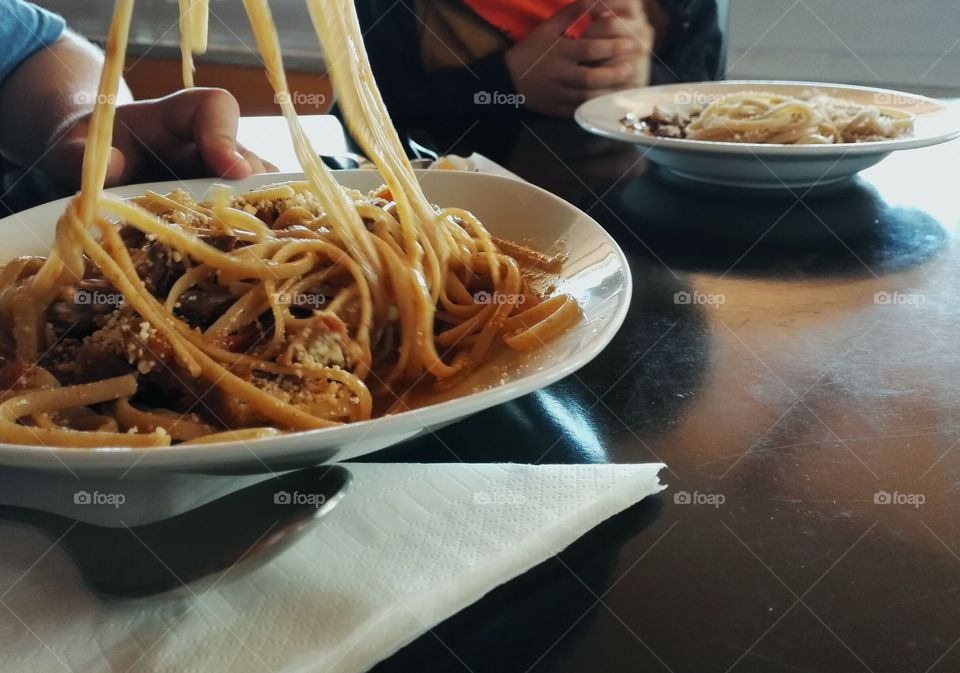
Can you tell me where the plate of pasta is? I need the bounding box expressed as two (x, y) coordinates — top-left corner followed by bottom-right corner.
(0, 0), (631, 475)
(575, 80), (960, 189)
(0, 169), (630, 473)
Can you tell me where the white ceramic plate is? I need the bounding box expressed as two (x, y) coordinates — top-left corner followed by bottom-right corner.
(575, 80), (960, 189)
(0, 170), (631, 475)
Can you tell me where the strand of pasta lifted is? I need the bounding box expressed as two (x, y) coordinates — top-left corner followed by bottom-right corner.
(0, 0), (582, 448)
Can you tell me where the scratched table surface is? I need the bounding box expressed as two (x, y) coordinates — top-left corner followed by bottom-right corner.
(353, 117), (960, 673)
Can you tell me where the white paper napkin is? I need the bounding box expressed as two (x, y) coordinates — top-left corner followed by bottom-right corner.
(0, 462), (665, 673)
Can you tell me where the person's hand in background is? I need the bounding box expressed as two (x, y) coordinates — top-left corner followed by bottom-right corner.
(581, 0), (655, 87)
(505, 0), (640, 117)
(41, 88), (277, 189)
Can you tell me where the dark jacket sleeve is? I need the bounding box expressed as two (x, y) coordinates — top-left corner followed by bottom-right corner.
(356, 0), (519, 128)
(651, 0), (726, 84)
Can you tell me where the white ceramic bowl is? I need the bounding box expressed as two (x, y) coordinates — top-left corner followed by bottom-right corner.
(575, 80), (960, 190)
(0, 170), (631, 476)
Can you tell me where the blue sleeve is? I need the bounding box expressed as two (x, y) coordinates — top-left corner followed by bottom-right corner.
(0, 0), (65, 84)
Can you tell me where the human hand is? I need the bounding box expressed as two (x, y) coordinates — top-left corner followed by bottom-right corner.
(505, 0), (638, 117)
(41, 87), (277, 188)
(581, 0), (656, 87)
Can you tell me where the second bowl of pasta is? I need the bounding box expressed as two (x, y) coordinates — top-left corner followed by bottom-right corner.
(575, 80), (960, 189)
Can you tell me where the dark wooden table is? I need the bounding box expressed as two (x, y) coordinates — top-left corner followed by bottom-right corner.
(359, 117), (960, 673)
(5, 115), (957, 673)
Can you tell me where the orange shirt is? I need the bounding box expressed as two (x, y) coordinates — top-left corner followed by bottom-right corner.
(461, 0), (592, 41)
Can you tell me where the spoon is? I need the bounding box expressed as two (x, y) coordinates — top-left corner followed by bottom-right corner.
(0, 465), (350, 598)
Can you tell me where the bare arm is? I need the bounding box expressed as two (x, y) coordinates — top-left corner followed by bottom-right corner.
(0, 30), (130, 172)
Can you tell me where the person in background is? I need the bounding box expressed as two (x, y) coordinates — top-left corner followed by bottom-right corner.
(0, 0), (274, 200)
(356, 0), (725, 125)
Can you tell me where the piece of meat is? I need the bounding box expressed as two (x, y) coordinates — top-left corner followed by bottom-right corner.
(126, 237), (185, 297)
(74, 341), (134, 383)
(649, 105), (684, 126)
(39, 338), (82, 385)
(622, 105), (697, 139)
(208, 370), (352, 428)
(48, 278), (122, 338)
(198, 234), (239, 252)
(223, 322), (264, 353)
(119, 224), (147, 249)
(175, 286), (238, 328)
(277, 315), (356, 371)
(82, 309), (170, 377)
(137, 361), (207, 415)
